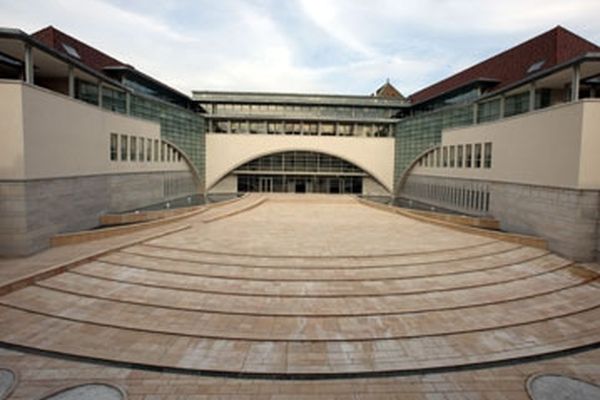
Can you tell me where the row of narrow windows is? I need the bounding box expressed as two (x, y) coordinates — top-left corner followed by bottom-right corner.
(418, 142), (492, 169)
(209, 103), (395, 119)
(405, 181), (491, 213)
(208, 120), (395, 137)
(109, 133), (182, 163)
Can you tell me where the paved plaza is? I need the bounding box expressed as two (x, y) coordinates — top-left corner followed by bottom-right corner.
(0, 194), (598, 398)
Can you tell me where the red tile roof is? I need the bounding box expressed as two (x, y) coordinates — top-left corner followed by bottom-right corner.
(32, 26), (126, 73)
(409, 26), (600, 104)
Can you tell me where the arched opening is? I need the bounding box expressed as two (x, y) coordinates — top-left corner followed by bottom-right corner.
(231, 151), (380, 194)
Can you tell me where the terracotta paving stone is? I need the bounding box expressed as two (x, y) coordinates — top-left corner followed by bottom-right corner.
(0, 194), (598, 397)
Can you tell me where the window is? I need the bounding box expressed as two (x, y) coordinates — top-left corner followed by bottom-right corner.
(474, 143), (482, 168)
(457, 145), (463, 168)
(466, 144), (472, 168)
(154, 140), (159, 162)
(167, 145), (171, 162)
(484, 142), (492, 168)
(139, 137), (144, 162)
(304, 122), (318, 136)
(321, 123), (335, 136)
(62, 43), (80, 59)
(161, 143), (165, 162)
(338, 124), (353, 136)
(449, 146), (455, 168)
(120, 134), (128, 161)
(442, 146), (448, 167)
(267, 122), (282, 134)
(505, 92), (530, 117)
(147, 139), (152, 161)
(435, 148), (441, 167)
(130, 136), (137, 161)
(110, 133), (118, 161)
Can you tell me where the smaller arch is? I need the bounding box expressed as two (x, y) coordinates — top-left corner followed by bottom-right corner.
(394, 145), (440, 199)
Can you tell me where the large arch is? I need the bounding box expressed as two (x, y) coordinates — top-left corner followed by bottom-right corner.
(205, 134), (395, 193)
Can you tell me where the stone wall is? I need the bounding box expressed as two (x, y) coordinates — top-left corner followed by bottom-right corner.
(399, 174), (600, 261)
(0, 170), (197, 256)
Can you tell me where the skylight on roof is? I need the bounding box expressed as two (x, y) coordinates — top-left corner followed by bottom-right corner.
(527, 60), (545, 74)
(61, 43), (80, 59)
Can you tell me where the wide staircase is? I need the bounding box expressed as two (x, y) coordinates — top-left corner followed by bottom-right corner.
(0, 194), (598, 377)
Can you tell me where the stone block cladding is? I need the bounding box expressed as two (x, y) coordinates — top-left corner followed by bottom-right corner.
(0, 171), (196, 256)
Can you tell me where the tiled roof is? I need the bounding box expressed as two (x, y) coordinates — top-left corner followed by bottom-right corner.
(409, 26), (600, 104)
(374, 81), (405, 99)
(32, 25), (126, 73)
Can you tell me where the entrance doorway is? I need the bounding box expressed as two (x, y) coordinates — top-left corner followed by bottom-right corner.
(258, 177), (273, 192)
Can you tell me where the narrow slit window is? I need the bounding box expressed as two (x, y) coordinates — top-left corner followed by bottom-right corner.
(484, 142), (492, 168)
(475, 143), (482, 168)
(110, 133), (118, 161)
(120, 134), (128, 161)
(130, 136), (137, 161)
(465, 144), (472, 168)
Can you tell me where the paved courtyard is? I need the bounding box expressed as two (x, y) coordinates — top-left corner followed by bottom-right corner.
(0, 194), (598, 398)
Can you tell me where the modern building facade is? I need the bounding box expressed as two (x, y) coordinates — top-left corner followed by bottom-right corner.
(194, 90), (405, 197)
(0, 25), (599, 261)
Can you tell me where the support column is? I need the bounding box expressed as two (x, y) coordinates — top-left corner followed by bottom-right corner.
(125, 92), (131, 115)
(317, 121), (322, 136)
(68, 66), (75, 98)
(24, 44), (34, 84)
(98, 82), (103, 108)
(499, 95), (506, 118)
(472, 103), (479, 124)
(528, 83), (536, 111)
(571, 64), (581, 102)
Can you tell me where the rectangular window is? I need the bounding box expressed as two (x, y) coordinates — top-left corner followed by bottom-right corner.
(147, 139), (152, 161)
(457, 145), (463, 168)
(161, 143), (165, 162)
(466, 144), (472, 168)
(267, 122), (282, 134)
(449, 146), (455, 168)
(442, 146), (448, 167)
(139, 137), (144, 162)
(321, 123), (335, 136)
(110, 133), (118, 161)
(167, 145), (171, 162)
(474, 143), (482, 168)
(120, 134), (128, 161)
(130, 136), (137, 161)
(154, 140), (159, 162)
(484, 142), (492, 168)
(505, 92), (530, 117)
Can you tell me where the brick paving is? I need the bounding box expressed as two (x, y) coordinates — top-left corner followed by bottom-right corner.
(0, 194), (598, 398)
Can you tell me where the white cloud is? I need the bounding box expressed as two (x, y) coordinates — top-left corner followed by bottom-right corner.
(0, 0), (598, 95)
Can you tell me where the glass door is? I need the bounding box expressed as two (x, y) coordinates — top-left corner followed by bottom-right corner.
(259, 177), (273, 192)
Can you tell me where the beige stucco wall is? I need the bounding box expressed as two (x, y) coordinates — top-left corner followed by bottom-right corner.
(411, 100), (600, 190)
(579, 101), (600, 188)
(0, 81), (189, 181)
(206, 134), (395, 192)
(0, 82), (25, 179)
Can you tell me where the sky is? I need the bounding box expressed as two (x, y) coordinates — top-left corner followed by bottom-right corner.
(1, 0), (599, 96)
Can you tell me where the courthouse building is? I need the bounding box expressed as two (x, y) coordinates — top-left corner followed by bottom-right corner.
(0, 25), (599, 261)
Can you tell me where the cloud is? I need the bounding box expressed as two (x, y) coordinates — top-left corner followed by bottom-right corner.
(0, 0), (598, 96)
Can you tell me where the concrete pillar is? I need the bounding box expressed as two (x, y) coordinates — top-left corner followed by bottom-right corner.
(125, 92), (131, 115)
(472, 103), (479, 124)
(317, 121), (322, 136)
(68, 66), (75, 98)
(24, 44), (34, 84)
(499, 95), (506, 118)
(571, 64), (581, 102)
(529, 83), (536, 111)
(227, 120), (231, 134)
(98, 82), (103, 108)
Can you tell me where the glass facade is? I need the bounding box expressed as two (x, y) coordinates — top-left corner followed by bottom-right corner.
(102, 86), (126, 113)
(130, 94), (205, 185)
(394, 104), (474, 188)
(235, 151), (366, 194)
